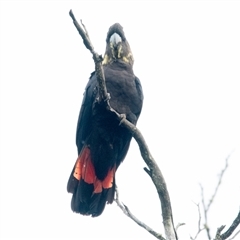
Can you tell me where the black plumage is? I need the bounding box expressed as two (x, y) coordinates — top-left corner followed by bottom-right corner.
(67, 23), (143, 217)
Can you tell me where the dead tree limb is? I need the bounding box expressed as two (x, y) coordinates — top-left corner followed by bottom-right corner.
(69, 9), (177, 240)
(200, 152), (233, 239)
(190, 202), (204, 240)
(200, 184), (211, 240)
(229, 229), (240, 240)
(69, 10), (108, 103)
(115, 186), (165, 240)
(214, 210), (240, 240)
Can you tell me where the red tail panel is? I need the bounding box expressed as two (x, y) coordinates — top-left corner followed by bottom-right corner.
(102, 167), (115, 188)
(68, 146), (116, 216)
(73, 146), (115, 192)
(93, 167), (115, 193)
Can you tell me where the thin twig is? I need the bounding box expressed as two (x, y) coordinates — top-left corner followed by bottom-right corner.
(69, 10), (108, 102)
(200, 152), (233, 240)
(214, 225), (226, 240)
(190, 202), (205, 240)
(200, 184), (211, 240)
(175, 223), (185, 232)
(114, 186), (165, 240)
(229, 229), (240, 240)
(206, 154), (230, 212)
(143, 166), (151, 177)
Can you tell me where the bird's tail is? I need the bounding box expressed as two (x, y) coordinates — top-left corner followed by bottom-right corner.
(67, 146), (116, 217)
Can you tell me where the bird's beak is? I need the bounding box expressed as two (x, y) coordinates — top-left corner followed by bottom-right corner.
(109, 33), (122, 47)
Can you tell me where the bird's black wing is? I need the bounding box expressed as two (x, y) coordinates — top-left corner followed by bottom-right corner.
(76, 72), (98, 154)
(134, 76), (144, 118)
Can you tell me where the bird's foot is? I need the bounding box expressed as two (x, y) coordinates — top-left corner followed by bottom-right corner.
(119, 114), (126, 125)
(104, 93), (111, 102)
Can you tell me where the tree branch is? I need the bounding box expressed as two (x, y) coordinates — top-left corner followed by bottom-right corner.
(122, 120), (178, 240)
(175, 223), (185, 233)
(69, 10), (109, 102)
(69, 10), (177, 240)
(200, 184), (211, 240)
(200, 152), (233, 240)
(115, 186), (165, 240)
(229, 229), (240, 240)
(207, 154), (230, 212)
(190, 202), (205, 240)
(214, 210), (240, 240)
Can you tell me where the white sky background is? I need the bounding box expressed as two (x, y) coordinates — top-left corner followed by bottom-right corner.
(0, 1), (240, 240)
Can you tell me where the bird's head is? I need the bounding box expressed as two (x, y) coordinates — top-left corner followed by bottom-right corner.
(102, 23), (134, 66)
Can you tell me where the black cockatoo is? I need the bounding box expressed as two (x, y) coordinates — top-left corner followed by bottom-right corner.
(67, 23), (143, 217)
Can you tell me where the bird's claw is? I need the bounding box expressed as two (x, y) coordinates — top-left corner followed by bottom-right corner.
(104, 93), (111, 102)
(119, 114), (126, 125)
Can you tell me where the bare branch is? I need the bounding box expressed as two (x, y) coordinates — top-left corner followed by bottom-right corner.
(214, 225), (226, 240)
(200, 152), (233, 240)
(190, 202), (205, 240)
(69, 10), (94, 52)
(206, 153), (231, 212)
(228, 229), (240, 240)
(69, 10), (108, 102)
(200, 184), (211, 240)
(219, 210), (240, 240)
(119, 118), (178, 240)
(69, 10), (177, 240)
(144, 166), (152, 177)
(114, 186), (165, 240)
(196, 203), (202, 233)
(175, 223), (185, 232)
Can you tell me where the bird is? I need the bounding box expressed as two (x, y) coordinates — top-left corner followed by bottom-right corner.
(67, 23), (143, 217)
